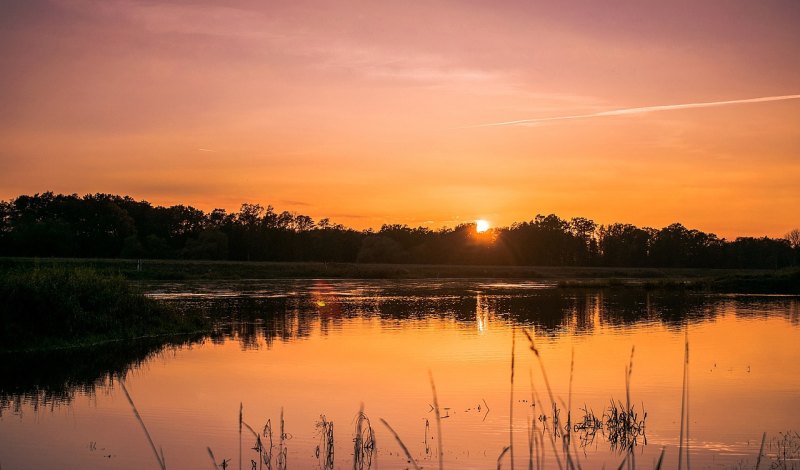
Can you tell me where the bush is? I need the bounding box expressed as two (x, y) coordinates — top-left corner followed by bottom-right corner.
(0, 267), (207, 351)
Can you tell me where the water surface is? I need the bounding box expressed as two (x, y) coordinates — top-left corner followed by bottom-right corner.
(1, 280), (799, 469)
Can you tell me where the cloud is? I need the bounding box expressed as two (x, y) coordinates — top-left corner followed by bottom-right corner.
(470, 94), (800, 128)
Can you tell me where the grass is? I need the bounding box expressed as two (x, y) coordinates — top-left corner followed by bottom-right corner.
(557, 270), (800, 293)
(106, 338), (795, 470)
(2, 257), (797, 293)
(0, 266), (209, 352)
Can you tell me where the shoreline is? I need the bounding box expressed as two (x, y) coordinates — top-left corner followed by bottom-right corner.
(2, 256), (797, 293)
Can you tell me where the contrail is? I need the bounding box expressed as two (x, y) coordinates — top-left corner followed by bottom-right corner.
(470, 94), (800, 128)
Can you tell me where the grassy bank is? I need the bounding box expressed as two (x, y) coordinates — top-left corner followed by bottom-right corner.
(1, 257), (798, 293)
(556, 268), (800, 293)
(0, 267), (209, 352)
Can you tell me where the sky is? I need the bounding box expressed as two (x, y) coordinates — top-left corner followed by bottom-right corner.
(1, 0), (799, 238)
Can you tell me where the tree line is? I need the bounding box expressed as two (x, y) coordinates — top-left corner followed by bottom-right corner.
(1, 192), (798, 268)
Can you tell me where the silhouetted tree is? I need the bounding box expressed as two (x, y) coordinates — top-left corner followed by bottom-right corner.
(0, 192), (796, 269)
(598, 223), (651, 267)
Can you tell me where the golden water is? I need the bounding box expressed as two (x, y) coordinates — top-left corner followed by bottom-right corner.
(1, 281), (798, 469)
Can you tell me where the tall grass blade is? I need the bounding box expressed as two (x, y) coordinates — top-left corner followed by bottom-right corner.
(522, 328), (564, 470)
(429, 370), (444, 470)
(498, 446), (511, 470)
(755, 431), (767, 469)
(119, 379), (166, 470)
(379, 418), (421, 470)
(510, 327), (516, 470)
(207, 447), (220, 470)
(654, 447), (665, 470)
(239, 403), (243, 470)
(678, 330), (689, 470)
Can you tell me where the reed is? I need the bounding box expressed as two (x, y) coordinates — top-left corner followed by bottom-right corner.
(239, 403), (243, 470)
(277, 408), (287, 470)
(119, 379), (166, 470)
(509, 327), (516, 470)
(522, 327), (565, 470)
(677, 330), (690, 470)
(755, 432), (767, 469)
(379, 418), (421, 470)
(121, 339), (795, 470)
(207, 446), (230, 470)
(242, 419), (264, 470)
(654, 447), (665, 470)
(429, 370), (445, 470)
(497, 446), (511, 470)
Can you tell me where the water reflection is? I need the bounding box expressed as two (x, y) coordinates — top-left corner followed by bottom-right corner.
(0, 335), (204, 414)
(3, 283), (798, 413)
(1, 281), (798, 470)
(164, 282), (800, 346)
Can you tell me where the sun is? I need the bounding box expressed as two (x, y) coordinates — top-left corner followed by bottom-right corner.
(475, 219), (490, 233)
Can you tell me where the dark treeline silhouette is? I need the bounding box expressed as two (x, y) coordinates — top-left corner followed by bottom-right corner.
(1, 192), (798, 268)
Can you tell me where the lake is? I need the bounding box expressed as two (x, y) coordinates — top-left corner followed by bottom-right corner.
(1, 280), (799, 469)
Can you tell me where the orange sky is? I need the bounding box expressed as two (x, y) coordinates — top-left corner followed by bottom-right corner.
(1, 1), (799, 238)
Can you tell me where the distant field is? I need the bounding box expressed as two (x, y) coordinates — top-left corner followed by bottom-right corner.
(1, 257), (798, 293)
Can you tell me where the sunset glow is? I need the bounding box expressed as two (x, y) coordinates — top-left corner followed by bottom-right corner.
(1, 1), (798, 237)
(476, 219), (491, 233)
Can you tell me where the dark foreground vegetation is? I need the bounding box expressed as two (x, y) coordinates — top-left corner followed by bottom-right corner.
(2, 192), (799, 268)
(0, 267), (208, 352)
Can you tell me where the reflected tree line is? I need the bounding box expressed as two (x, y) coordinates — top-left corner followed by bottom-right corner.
(3, 289), (796, 411)
(1, 192), (799, 268)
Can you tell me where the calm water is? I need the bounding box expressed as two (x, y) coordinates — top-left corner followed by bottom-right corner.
(1, 280), (799, 469)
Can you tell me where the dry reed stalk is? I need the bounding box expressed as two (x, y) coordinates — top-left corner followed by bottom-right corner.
(654, 447), (666, 470)
(625, 347), (635, 470)
(379, 418), (421, 470)
(497, 445), (511, 470)
(277, 408), (287, 470)
(755, 432), (767, 469)
(678, 330), (689, 470)
(522, 328), (565, 470)
(119, 379), (166, 470)
(529, 368), (541, 470)
(239, 403), (243, 470)
(207, 446), (220, 470)
(242, 420), (263, 470)
(565, 348), (576, 470)
(429, 370), (444, 470)
(510, 327), (516, 470)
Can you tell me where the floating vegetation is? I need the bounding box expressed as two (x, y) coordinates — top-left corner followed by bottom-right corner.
(604, 399), (647, 452)
(573, 405), (603, 448)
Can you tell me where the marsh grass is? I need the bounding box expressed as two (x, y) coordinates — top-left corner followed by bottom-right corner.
(129, 379), (784, 470)
(116, 327), (787, 470)
(5, 257), (797, 295)
(767, 431), (800, 470)
(0, 266), (208, 352)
